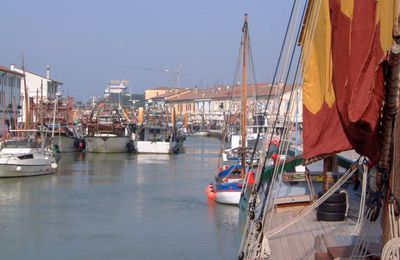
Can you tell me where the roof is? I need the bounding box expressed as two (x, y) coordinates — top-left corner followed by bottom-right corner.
(0, 66), (24, 77)
(145, 86), (175, 91)
(152, 88), (191, 100)
(14, 67), (63, 85)
(166, 83), (294, 102)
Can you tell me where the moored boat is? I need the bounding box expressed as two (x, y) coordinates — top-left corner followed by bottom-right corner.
(135, 108), (184, 154)
(85, 104), (133, 153)
(0, 131), (58, 177)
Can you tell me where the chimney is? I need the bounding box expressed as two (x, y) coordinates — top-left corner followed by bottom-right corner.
(46, 65), (50, 79)
(10, 64), (15, 71)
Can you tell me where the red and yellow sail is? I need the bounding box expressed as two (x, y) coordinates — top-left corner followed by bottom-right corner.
(302, 0), (397, 163)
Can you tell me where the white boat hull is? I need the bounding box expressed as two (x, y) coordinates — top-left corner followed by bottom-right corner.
(0, 163), (56, 177)
(215, 191), (241, 205)
(136, 139), (184, 154)
(0, 148), (57, 177)
(86, 136), (130, 153)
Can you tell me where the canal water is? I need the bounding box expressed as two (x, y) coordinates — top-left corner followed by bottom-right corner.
(0, 137), (240, 260)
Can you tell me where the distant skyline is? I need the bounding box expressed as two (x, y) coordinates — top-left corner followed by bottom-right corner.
(0, 0), (292, 100)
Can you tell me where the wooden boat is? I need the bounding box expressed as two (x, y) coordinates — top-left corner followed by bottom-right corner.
(238, 1), (400, 259)
(211, 15), (253, 206)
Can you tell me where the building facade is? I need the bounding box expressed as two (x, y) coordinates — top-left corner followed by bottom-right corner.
(157, 83), (303, 127)
(104, 80), (128, 105)
(13, 65), (63, 124)
(0, 65), (24, 130)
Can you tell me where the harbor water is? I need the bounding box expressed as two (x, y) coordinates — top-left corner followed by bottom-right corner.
(0, 137), (240, 260)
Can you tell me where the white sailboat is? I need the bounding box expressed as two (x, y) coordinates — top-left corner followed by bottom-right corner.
(0, 131), (58, 177)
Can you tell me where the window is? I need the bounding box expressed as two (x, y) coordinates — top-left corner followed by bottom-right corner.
(0, 91), (4, 105)
(3, 75), (7, 86)
(10, 77), (15, 88)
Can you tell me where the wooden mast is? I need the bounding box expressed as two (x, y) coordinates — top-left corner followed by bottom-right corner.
(21, 54), (29, 129)
(241, 14), (248, 177)
(382, 2), (400, 245)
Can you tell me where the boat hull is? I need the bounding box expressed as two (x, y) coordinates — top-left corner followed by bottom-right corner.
(0, 150), (57, 178)
(215, 190), (241, 205)
(136, 141), (181, 154)
(86, 136), (130, 153)
(0, 163), (56, 177)
(53, 135), (76, 153)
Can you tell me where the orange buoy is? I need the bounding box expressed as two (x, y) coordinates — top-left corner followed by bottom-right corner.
(248, 171), (255, 185)
(205, 184), (213, 194)
(207, 190), (216, 200)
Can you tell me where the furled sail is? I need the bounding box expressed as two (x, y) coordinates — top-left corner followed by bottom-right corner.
(302, 0), (397, 163)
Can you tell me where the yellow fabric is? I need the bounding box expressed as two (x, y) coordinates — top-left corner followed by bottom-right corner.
(377, 0), (396, 52)
(340, 0), (354, 19)
(303, 0), (335, 114)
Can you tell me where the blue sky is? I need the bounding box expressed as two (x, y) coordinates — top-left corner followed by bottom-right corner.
(0, 0), (292, 100)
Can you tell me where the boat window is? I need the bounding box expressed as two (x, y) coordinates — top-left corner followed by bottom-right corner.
(17, 154), (34, 160)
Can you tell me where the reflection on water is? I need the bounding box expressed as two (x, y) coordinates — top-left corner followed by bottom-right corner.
(0, 136), (239, 260)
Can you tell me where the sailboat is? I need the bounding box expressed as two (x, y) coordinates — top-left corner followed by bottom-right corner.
(238, 0), (400, 259)
(0, 62), (58, 177)
(211, 14), (256, 205)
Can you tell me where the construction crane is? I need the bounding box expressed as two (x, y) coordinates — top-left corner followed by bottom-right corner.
(118, 65), (183, 88)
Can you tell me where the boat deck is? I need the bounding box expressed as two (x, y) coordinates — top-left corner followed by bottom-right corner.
(265, 186), (361, 259)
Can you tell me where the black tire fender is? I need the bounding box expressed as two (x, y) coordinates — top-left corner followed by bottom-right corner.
(316, 210), (345, 222)
(317, 202), (347, 213)
(318, 191), (346, 204)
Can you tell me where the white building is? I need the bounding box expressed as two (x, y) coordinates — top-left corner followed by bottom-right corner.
(11, 65), (63, 124)
(0, 65), (24, 130)
(104, 80), (128, 104)
(14, 65), (62, 102)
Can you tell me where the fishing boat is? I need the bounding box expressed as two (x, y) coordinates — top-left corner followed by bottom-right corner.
(238, 1), (400, 259)
(50, 124), (85, 152)
(85, 104), (134, 153)
(135, 107), (184, 154)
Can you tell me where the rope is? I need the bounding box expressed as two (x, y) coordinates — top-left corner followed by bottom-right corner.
(245, 0), (299, 173)
(240, 1), (313, 257)
(267, 160), (359, 238)
(349, 208), (382, 259)
(352, 163), (368, 235)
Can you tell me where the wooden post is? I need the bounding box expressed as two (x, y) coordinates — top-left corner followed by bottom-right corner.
(138, 107), (144, 125)
(323, 155), (336, 192)
(382, 44), (400, 244)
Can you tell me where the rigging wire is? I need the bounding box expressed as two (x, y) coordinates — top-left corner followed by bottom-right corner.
(238, 0), (300, 256)
(246, 0), (299, 172)
(240, 0), (333, 257)
(257, 0), (307, 225)
(219, 34), (243, 160)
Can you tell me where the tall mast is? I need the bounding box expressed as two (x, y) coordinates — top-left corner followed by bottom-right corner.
(241, 14), (248, 177)
(21, 54), (29, 129)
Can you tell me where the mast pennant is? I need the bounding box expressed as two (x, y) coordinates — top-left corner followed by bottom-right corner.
(302, 0), (397, 163)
